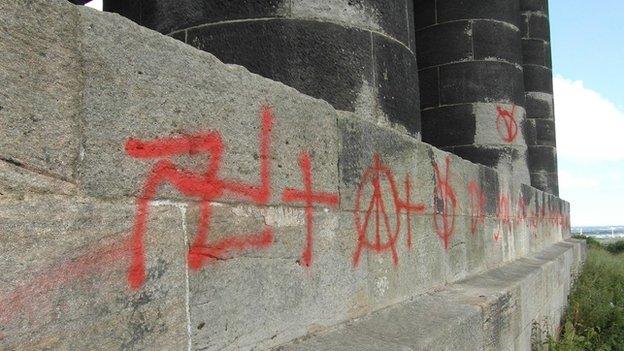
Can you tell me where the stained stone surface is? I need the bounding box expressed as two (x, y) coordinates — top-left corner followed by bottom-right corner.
(0, 1), (574, 350)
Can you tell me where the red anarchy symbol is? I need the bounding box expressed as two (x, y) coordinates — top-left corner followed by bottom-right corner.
(352, 154), (402, 267)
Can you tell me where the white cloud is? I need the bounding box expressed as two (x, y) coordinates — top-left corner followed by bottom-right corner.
(554, 76), (624, 161)
(85, 0), (102, 11)
(559, 170), (600, 189)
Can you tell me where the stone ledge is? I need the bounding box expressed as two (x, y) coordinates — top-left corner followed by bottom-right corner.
(276, 239), (586, 351)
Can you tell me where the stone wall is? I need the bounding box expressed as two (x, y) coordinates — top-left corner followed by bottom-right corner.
(0, 1), (578, 350)
(104, 0), (421, 137)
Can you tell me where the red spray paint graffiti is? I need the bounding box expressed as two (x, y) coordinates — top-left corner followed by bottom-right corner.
(282, 152), (339, 267)
(352, 154), (402, 267)
(515, 194), (527, 224)
(496, 104), (518, 143)
(125, 105), (276, 289)
(467, 181), (486, 236)
(400, 174), (427, 250)
(540, 206), (551, 237)
(0, 238), (130, 328)
(494, 194), (511, 242)
(432, 156), (457, 249)
(529, 209), (539, 238)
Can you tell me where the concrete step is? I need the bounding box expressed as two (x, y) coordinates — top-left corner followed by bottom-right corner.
(276, 239), (586, 351)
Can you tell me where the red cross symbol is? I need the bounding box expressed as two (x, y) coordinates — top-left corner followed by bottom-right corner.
(282, 152), (339, 267)
(400, 175), (426, 250)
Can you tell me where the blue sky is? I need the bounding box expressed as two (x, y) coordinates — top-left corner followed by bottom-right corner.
(551, 0), (624, 226)
(86, 0), (622, 226)
(551, 0), (624, 107)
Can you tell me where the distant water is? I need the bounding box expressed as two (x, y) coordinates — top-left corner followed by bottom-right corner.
(572, 226), (624, 240)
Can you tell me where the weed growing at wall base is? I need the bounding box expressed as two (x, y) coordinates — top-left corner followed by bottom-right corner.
(533, 237), (624, 350)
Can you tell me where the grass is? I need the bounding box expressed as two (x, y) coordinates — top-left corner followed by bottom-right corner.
(533, 236), (624, 350)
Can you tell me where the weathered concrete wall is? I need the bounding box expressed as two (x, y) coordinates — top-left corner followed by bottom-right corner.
(103, 0), (421, 137)
(0, 1), (577, 350)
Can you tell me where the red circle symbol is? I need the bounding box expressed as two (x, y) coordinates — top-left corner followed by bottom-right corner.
(352, 154), (401, 267)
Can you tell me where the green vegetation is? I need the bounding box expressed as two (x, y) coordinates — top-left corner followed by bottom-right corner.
(533, 236), (624, 350)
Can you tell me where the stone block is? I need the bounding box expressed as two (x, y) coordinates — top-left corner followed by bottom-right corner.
(373, 34), (421, 135)
(472, 103), (528, 147)
(170, 30), (186, 42)
(436, 0), (521, 28)
(439, 62), (525, 106)
(525, 92), (554, 120)
(104, 0), (290, 34)
(534, 119), (556, 146)
(186, 19), (373, 114)
(526, 13), (550, 41)
(521, 0), (549, 13)
(530, 171), (559, 197)
(0, 0), (82, 183)
(418, 67), (440, 109)
(0, 196), (188, 350)
(77, 9), (341, 205)
(416, 21), (473, 69)
(524, 118), (537, 146)
(291, 0), (412, 47)
(422, 104), (476, 147)
(521, 39), (551, 67)
(280, 240), (585, 350)
(407, 0), (416, 52)
(185, 205), (367, 351)
(279, 290), (484, 351)
(444, 145), (529, 184)
(473, 20), (523, 65)
(0, 160), (77, 197)
(337, 114), (434, 213)
(528, 146), (557, 173)
(523, 65), (553, 93)
(414, 0), (436, 29)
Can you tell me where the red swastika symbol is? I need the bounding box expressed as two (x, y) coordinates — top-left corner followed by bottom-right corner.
(125, 105), (275, 290)
(352, 154), (402, 267)
(432, 156), (457, 249)
(282, 152), (339, 267)
(496, 104), (518, 143)
(467, 181), (486, 236)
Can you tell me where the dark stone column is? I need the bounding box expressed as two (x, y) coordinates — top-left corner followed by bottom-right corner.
(415, 0), (530, 182)
(104, 0), (421, 137)
(520, 0), (558, 195)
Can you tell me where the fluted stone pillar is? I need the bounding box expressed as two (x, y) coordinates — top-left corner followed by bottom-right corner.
(520, 0), (558, 195)
(415, 0), (530, 183)
(104, 0), (421, 137)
